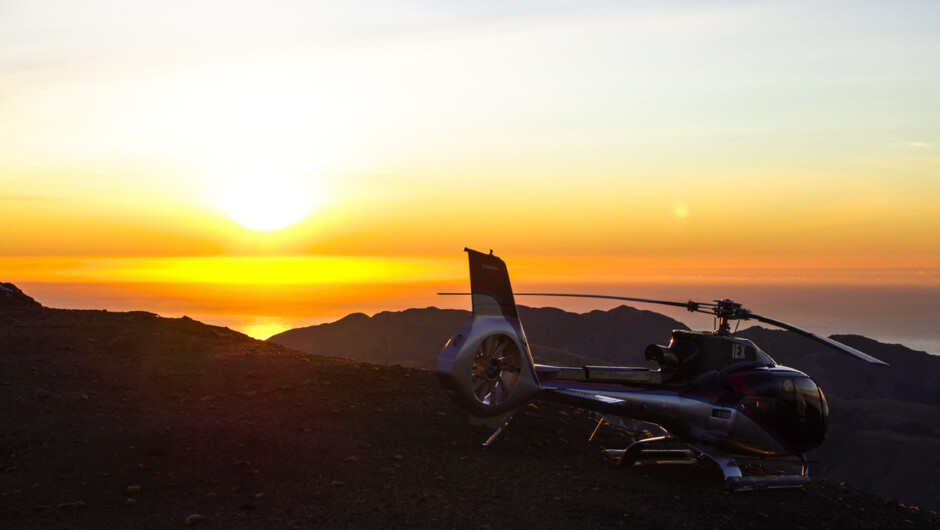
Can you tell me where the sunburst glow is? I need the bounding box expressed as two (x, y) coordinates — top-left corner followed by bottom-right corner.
(217, 175), (316, 231)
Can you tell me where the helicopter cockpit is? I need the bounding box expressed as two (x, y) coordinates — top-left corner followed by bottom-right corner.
(727, 368), (830, 453)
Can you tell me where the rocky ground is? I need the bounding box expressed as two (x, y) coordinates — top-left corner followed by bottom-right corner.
(0, 289), (937, 528)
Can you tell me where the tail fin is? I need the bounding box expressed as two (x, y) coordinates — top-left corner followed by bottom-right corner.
(466, 248), (520, 320)
(437, 249), (541, 419)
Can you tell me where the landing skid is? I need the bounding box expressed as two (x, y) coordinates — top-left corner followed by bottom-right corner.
(605, 437), (810, 491)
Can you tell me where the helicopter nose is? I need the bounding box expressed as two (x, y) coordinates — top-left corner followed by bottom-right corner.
(777, 376), (828, 452)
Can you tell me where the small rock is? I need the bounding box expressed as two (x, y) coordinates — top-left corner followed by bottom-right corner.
(146, 445), (169, 457)
(185, 514), (204, 525)
(125, 498), (136, 506)
(435, 475), (445, 482)
(254, 492), (266, 499)
(344, 456), (357, 463)
(392, 455), (404, 461)
(331, 481), (344, 487)
(126, 485), (141, 494)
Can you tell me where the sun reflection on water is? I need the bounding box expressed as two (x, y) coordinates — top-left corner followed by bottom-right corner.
(237, 317), (302, 340)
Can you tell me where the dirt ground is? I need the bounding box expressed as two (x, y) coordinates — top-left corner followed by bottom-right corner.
(1, 303), (937, 529)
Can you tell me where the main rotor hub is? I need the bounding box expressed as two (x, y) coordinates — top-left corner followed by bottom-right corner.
(712, 299), (751, 335)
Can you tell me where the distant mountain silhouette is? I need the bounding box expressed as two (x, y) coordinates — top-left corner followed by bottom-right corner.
(737, 327), (940, 406)
(268, 305), (688, 369)
(271, 306), (940, 512)
(0, 282), (40, 308)
(269, 307), (469, 369)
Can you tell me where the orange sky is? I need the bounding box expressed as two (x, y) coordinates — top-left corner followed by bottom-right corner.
(2, 1), (939, 342)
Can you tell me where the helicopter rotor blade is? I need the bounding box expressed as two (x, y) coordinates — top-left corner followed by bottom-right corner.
(747, 313), (888, 366)
(516, 292), (710, 311)
(439, 292), (715, 314)
(438, 292), (888, 365)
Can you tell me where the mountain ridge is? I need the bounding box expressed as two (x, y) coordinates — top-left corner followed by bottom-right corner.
(269, 304), (688, 369)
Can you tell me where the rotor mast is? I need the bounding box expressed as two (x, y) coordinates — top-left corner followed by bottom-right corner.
(713, 299), (748, 336)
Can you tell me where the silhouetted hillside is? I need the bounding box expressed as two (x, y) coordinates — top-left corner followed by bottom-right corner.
(0, 285), (935, 528)
(268, 305), (687, 369)
(2, 284), (938, 527)
(0, 282), (40, 308)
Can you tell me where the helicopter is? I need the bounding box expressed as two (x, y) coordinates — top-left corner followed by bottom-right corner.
(437, 248), (888, 490)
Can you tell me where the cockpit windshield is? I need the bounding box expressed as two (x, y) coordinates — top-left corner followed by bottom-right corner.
(735, 371), (828, 453)
(778, 376), (824, 421)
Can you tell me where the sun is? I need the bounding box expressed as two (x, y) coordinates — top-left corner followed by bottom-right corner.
(217, 176), (315, 231)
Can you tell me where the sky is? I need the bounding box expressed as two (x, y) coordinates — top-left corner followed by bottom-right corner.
(1, 1), (939, 346)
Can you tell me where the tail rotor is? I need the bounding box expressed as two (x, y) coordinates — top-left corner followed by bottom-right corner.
(472, 334), (522, 406)
(437, 248), (541, 419)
